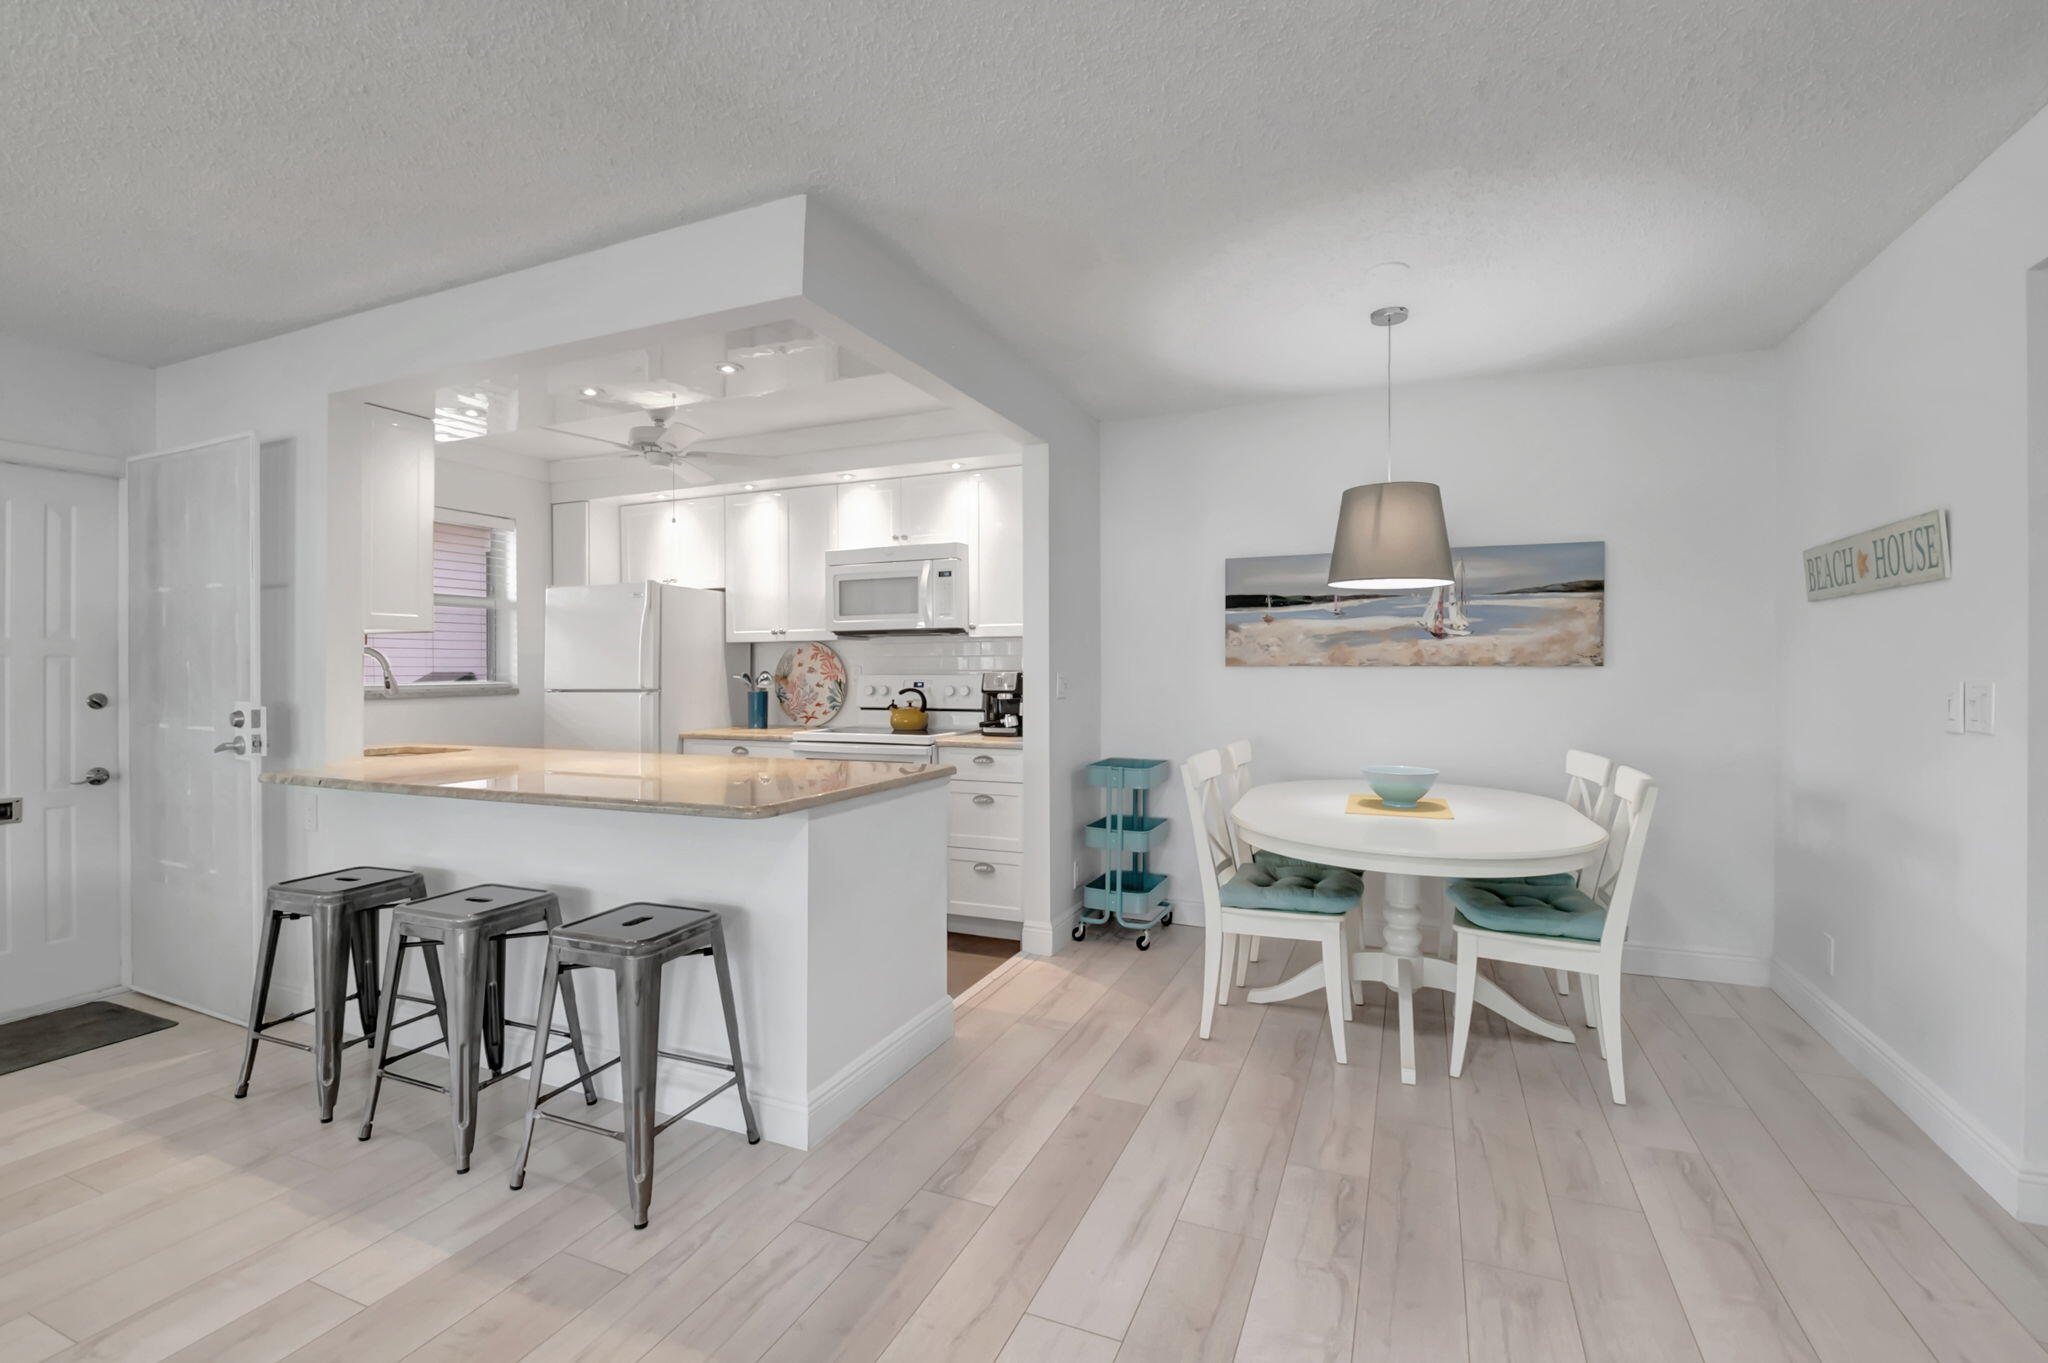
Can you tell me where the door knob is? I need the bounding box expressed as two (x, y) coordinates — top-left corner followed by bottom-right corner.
(70, 767), (113, 786)
(213, 737), (247, 756)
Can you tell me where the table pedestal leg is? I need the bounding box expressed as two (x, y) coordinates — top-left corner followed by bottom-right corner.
(1384, 873), (1423, 1083)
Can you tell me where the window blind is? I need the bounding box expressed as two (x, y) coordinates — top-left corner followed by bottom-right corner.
(364, 517), (513, 686)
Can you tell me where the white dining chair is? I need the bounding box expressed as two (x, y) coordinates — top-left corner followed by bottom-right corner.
(1436, 749), (1617, 999)
(1447, 764), (1659, 1103)
(1222, 740), (1365, 1007)
(1184, 748), (1359, 1063)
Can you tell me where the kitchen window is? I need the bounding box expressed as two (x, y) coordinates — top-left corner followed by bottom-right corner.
(364, 510), (517, 698)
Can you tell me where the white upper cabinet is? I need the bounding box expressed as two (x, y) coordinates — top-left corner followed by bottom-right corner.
(723, 492), (788, 642)
(782, 484), (837, 640)
(834, 471), (977, 549)
(899, 472), (978, 544)
(833, 479), (898, 549)
(973, 465), (1024, 637)
(620, 497), (724, 589)
(361, 405), (436, 634)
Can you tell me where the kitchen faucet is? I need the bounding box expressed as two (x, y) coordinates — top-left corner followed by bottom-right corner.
(363, 643), (397, 693)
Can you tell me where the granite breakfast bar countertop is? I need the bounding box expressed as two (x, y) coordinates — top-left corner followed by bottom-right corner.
(261, 744), (956, 819)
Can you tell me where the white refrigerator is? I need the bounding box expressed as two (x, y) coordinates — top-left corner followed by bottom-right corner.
(543, 583), (747, 751)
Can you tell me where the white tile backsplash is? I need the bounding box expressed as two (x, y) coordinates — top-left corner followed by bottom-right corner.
(750, 635), (1021, 680)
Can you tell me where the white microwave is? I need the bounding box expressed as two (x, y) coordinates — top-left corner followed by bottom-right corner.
(825, 542), (971, 634)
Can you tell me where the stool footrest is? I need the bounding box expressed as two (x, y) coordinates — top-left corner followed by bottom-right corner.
(655, 1046), (738, 1073)
(531, 1074), (739, 1140)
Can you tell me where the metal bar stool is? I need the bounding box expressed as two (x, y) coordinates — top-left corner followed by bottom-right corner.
(510, 903), (760, 1229)
(357, 884), (599, 1172)
(234, 866), (428, 1121)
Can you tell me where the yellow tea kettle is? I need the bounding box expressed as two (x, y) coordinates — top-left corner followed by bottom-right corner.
(888, 688), (930, 733)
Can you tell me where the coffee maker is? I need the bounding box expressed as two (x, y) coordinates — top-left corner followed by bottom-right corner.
(979, 671), (1022, 737)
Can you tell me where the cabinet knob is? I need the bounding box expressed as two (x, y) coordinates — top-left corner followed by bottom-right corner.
(972, 793), (995, 806)
(972, 862), (995, 874)
(731, 745), (749, 755)
(973, 754), (994, 765)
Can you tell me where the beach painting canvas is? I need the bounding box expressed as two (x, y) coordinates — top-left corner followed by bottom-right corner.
(1225, 541), (1605, 667)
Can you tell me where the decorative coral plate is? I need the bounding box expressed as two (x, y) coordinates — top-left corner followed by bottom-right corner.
(772, 642), (848, 727)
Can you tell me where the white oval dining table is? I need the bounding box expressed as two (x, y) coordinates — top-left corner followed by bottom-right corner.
(1231, 780), (1609, 1084)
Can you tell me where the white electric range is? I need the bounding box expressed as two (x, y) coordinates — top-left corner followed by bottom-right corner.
(787, 673), (983, 762)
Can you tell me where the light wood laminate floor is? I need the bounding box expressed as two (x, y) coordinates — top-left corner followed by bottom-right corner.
(2, 928), (2045, 1362)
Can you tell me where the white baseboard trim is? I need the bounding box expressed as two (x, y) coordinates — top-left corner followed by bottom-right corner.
(1621, 942), (1771, 985)
(0, 985), (127, 1026)
(802, 995), (954, 1144)
(553, 994), (954, 1152)
(1771, 959), (2043, 1223)
(1022, 903), (1080, 956)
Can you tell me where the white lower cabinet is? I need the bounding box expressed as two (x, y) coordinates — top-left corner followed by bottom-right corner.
(948, 848), (1023, 923)
(943, 748), (1025, 926)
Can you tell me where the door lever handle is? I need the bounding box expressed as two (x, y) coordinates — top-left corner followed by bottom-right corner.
(213, 737), (248, 756)
(71, 767), (113, 786)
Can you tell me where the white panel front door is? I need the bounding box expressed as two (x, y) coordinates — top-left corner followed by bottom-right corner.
(0, 463), (122, 1019)
(128, 436), (261, 1019)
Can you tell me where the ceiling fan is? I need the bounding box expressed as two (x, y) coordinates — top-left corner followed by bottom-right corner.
(583, 407), (768, 484)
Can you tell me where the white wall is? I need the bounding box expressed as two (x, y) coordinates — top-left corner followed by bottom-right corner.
(1773, 103), (2048, 1216)
(362, 448), (552, 748)
(1099, 353), (1782, 980)
(0, 332), (153, 461)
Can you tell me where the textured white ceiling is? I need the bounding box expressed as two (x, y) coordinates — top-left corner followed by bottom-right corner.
(7, 1), (2048, 415)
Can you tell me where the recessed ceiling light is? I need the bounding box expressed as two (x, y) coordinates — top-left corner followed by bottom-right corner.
(742, 483), (756, 491)
(951, 462), (964, 470)
(579, 386), (600, 398)
(840, 473), (856, 481)
(716, 362), (743, 375)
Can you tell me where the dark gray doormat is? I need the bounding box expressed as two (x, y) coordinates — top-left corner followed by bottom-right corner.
(0, 1000), (177, 1076)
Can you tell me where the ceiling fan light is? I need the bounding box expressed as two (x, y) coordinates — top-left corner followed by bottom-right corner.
(1327, 481), (1454, 589)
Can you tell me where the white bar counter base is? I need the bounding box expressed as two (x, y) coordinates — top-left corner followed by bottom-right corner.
(262, 746), (956, 1149)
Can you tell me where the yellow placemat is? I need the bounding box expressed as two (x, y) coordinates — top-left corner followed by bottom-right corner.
(1346, 794), (1454, 819)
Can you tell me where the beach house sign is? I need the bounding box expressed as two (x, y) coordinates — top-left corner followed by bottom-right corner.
(1803, 510), (1950, 601)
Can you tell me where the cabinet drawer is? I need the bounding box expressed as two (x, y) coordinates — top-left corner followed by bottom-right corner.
(943, 747), (1022, 783)
(948, 849), (1023, 922)
(682, 738), (795, 760)
(948, 779), (1023, 852)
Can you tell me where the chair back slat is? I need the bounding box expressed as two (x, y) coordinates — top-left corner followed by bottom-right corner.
(1180, 748), (1238, 925)
(1592, 765), (1658, 948)
(1222, 739), (1255, 861)
(1562, 749), (1617, 890)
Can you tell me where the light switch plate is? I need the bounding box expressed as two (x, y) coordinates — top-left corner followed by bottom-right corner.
(1965, 682), (1996, 734)
(1946, 684), (1965, 734)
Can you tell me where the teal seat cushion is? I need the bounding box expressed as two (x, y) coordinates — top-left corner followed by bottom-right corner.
(1447, 879), (1607, 941)
(1220, 860), (1361, 915)
(1457, 872), (1578, 891)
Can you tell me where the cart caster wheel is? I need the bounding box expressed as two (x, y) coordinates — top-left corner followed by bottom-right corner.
(1071, 924), (1086, 941)
(1137, 933), (1151, 951)
(1160, 911), (1173, 927)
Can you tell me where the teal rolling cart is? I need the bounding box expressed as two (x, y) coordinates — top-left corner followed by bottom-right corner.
(1076, 758), (1172, 950)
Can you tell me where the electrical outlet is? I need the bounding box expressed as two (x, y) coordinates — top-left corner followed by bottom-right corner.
(1946, 683), (1965, 734)
(302, 794), (319, 832)
(1965, 682), (1996, 734)
(1055, 672), (1071, 700)
(1821, 931), (1836, 977)
(1072, 858), (1084, 889)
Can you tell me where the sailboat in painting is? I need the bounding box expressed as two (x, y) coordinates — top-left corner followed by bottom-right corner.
(1423, 559), (1472, 638)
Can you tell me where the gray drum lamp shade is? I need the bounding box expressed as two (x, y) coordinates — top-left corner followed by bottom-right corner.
(1327, 480), (1454, 589)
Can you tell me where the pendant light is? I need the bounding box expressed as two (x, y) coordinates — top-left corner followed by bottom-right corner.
(1327, 305), (1454, 590)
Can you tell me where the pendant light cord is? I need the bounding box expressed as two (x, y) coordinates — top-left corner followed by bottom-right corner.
(1385, 319), (1395, 484)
